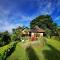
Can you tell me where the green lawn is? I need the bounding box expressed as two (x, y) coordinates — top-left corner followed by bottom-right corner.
(6, 42), (28, 60)
(6, 38), (60, 60)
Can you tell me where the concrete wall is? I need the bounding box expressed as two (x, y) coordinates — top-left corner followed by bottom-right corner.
(31, 32), (44, 41)
(31, 33), (43, 37)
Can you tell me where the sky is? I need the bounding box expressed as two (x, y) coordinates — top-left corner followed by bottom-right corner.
(0, 0), (60, 32)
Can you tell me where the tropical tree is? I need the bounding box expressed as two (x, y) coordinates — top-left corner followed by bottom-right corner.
(30, 15), (57, 37)
(2, 31), (11, 44)
(11, 26), (23, 41)
(0, 31), (11, 46)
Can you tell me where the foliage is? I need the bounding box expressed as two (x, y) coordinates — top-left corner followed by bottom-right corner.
(30, 15), (57, 37)
(11, 26), (23, 41)
(2, 31), (11, 44)
(0, 31), (11, 46)
(11, 26), (29, 41)
(6, 42), (28, 60)
(0, 42), (17, 60)
(57, 27), (60, 38)
(11, 34), (19, 41)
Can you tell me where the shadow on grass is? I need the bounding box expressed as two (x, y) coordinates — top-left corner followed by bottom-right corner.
(43, 44), (60, 60)
(4, 43), (17, 60)
(26, 46), (39, 60)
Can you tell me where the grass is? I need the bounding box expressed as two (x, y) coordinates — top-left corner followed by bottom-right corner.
(6, 38), (60, 60)
(0, 42), (17, 60)
(0, 44), (9, 59)
(6, 42), (28, 60)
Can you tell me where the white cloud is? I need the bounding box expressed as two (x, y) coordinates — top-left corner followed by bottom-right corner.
(0, 4), (32, 32)
(40, 3), (52, 15)
(0, 20), (23, 32)
(54, 16), (60, 26)
(55, 16), (60, 21)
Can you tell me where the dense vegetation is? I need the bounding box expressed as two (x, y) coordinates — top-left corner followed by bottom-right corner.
(30, 15), (59, 38)
(0, 31), (11, 47)
(0, 42), (17, 60)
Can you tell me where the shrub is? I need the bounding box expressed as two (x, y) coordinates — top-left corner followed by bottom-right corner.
(0, 42), (17, 60)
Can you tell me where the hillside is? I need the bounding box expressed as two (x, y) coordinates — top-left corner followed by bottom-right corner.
(6, 38), (60, 60)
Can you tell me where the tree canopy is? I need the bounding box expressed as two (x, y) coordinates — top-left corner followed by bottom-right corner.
(30, 15), (57, 36)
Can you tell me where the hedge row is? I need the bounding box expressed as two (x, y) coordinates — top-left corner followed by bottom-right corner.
(0, 42), (17, 60)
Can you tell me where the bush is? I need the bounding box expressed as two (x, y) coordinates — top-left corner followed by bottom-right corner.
(0, 42), (17, 60)
(0, 31), (11, 47)
(11, 34), (21, 41)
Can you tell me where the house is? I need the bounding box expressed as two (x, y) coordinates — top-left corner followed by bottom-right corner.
(22, 28), (29, 37)
(21, 26), (45, 41)
(29, 26), (45, 41)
